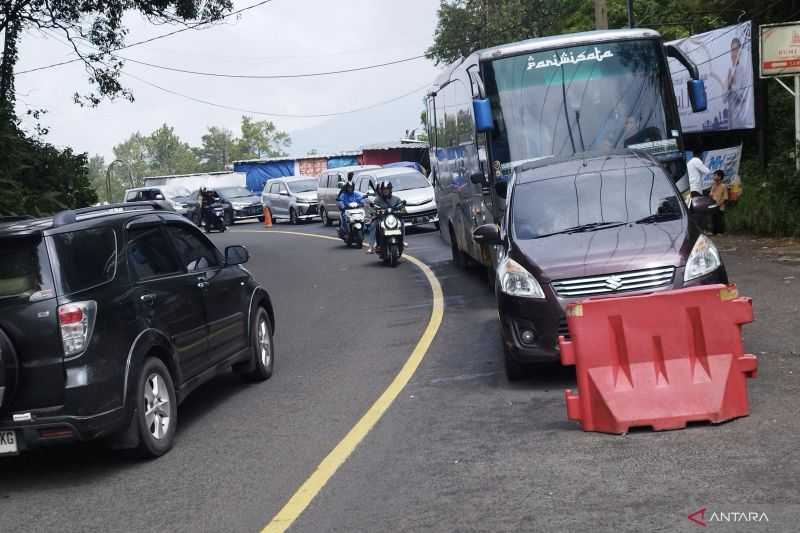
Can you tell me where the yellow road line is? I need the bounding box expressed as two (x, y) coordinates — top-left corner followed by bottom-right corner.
(253, 230), (444, 533)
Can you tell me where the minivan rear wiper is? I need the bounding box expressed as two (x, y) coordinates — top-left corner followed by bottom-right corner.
(635, 212), (681, 224)
(534, 221), (627, 238)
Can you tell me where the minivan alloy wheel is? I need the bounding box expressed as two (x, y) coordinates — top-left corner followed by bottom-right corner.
(144, 373), (172, 440)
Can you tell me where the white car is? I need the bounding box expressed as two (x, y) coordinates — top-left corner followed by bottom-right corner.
(354, 168), (439, 228)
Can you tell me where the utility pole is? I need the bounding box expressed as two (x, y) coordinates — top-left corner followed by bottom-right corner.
(594, 0), (608, 30)
(627, 0), (635, 28)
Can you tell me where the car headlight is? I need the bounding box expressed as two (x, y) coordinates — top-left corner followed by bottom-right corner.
(498, 257), (545, 299)
(385, 214), (399, 229)
(684, 235), (721, 281)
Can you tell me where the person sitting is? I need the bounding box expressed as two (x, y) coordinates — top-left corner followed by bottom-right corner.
(709, 170), (729, 235)
(372, 180), (406, 247)
(336, 181), (365, 233)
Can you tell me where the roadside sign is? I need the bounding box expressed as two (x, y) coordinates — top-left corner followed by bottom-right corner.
(760, 22), (800, 78)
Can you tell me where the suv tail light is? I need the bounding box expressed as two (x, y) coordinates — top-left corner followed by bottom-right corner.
(58, 301), (97, 357)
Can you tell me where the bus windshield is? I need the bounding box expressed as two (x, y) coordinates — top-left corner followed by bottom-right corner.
(484, 39), (675, 174)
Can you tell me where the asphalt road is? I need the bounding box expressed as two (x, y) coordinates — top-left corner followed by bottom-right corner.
(2, 220), (799, 532)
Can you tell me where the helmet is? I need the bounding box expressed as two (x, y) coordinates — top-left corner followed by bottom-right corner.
(380, 180), (393, 197)
(344, 181), (355, 193)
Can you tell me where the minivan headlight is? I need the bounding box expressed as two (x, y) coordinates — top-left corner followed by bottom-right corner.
(498, 258), (545, 299)
(684, 235), (721, 281)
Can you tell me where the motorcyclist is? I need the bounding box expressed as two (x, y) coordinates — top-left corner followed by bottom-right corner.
(372, 180), (406, 247)
(336, 180), (365, 234)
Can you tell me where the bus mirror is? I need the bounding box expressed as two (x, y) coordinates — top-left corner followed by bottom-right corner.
(495, 180), (508, 199)
(688, 79), (707, 113)
(473, 98), (494, 132)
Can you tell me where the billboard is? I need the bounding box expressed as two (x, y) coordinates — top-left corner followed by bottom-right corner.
(760, 22), (800, 77)
(668, 22), (755, 132)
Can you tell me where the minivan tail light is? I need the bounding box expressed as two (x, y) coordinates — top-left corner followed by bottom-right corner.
(58, 301), (97, 357)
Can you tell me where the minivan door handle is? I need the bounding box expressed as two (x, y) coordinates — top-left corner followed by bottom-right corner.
(197, 276), (210, 289)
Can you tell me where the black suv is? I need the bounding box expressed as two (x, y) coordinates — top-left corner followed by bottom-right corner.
(0, 202), (275, 457)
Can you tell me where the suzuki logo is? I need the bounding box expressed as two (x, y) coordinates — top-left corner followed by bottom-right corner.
(604, 275), (624, 290)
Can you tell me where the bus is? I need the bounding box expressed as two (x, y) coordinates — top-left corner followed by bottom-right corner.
(425, 28), (707, 270)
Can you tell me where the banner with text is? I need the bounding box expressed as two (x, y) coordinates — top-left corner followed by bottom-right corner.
(668, 22), (755, 132)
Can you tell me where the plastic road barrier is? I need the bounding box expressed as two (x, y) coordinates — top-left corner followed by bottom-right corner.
(263, 207), (273, 227)
(558, 285), (757, 434)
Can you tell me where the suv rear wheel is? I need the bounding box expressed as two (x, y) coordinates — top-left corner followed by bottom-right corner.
(134, 357), (177, 457)
(321, 207), (332, 226)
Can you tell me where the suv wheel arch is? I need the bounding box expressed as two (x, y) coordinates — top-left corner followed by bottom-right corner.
(123, 329), (181, 409)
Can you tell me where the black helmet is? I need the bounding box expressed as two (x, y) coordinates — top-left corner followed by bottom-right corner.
(344, 181), (355, 193)
(380, 180), (393, 197)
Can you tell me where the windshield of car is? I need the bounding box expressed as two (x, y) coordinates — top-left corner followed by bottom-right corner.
(0, 236), (55, 301)
(218, 187), (253, 199)
(484, 39), (673, 175)
(287, 179), (318, 193)
(512, 168), (683, 240)
(382, 172), (430, 191)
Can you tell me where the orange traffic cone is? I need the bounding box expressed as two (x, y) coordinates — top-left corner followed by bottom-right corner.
(263, 207), (273, 227)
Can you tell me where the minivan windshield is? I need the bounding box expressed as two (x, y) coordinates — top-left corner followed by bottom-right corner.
(218, 187), (254, 199)
(382, 172), (430, 191)
(287, 179), (318, 193)
(512, 169), (683, 240)
(484, 39), (675, 174)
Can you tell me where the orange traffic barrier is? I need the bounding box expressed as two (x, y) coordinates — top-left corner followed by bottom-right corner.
(263, 207), (273, 227)
(559, 284), (757, 434)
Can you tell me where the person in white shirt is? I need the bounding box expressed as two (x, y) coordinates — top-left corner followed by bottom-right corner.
(686, 150), (711, 197)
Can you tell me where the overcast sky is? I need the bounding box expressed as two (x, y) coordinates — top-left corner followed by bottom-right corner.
(15, 0), (442, 161)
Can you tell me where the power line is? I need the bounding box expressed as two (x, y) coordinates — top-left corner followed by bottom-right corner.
(17, 0), (277, 75)
(118, 53), (427, 79)
(120, 69), (430, 118)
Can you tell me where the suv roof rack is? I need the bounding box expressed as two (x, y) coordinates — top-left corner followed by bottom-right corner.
(53, 201), (174, 227)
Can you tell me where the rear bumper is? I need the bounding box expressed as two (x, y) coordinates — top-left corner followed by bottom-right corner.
(0, 406), (127, 452)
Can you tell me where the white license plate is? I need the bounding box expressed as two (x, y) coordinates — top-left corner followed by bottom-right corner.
(384, 229), (402, 236)
(0, 431), (18, 455)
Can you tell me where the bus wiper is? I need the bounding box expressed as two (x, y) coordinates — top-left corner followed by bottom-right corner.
(635, 212), (681, 224)
(534, 221), (626, 238)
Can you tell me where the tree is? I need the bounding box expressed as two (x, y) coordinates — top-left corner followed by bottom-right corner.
(195, 126), (243, 171)
(237, 116), (291, 159)
(146, 124), (200, 176)
(0, 1), (233, 111)
(112, 124), (200, 182)
(0, 108), (96, 216)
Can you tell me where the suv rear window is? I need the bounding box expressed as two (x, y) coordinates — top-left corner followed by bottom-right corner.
(51, 227), (118, 294)
(0, 237), (55, 301)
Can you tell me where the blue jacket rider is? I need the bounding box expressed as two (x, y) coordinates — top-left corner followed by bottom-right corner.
(336, 181), (365, 231)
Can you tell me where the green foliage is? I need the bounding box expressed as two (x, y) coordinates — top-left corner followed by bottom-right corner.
(112, 124), (201, 183)
(727, 159), (800, 237)
(238, 116), (291, 159)
(194, 126), (243, 171)
(0, 110), (96, 216)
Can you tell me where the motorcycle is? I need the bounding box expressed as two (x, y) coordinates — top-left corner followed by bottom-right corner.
(339, 201), (366, 248)
(203, 202), (227, 233)
(374, 201), (406, 267)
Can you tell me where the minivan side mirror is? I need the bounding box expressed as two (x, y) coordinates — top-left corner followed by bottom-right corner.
(688, 79), (707, 113)
(495, 180), (508, 199)
(473, 224), (501, 246)
(473, 98), (494, 132)
(225, 245), (249, 266)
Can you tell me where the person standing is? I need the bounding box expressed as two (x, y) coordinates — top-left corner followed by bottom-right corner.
(709, 170), (729, 235)
(687, 150), (712, 197)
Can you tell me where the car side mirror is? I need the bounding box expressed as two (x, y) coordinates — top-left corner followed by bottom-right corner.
(495, 180), (508, 199)
(688, 79), (707, 113)
(473, 98), (494, 132)
(470, 172), (485, 185)
(225, 245), (249, 266)
(473, 224), (501, 245)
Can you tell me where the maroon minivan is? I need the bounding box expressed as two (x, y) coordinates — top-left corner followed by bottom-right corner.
(474, 152), (727, 381)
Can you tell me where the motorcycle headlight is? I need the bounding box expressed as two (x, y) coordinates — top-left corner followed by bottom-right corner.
(684, 235), (721, 282)
(498, 258), (545, 299)
(385, 214), (399, 229)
